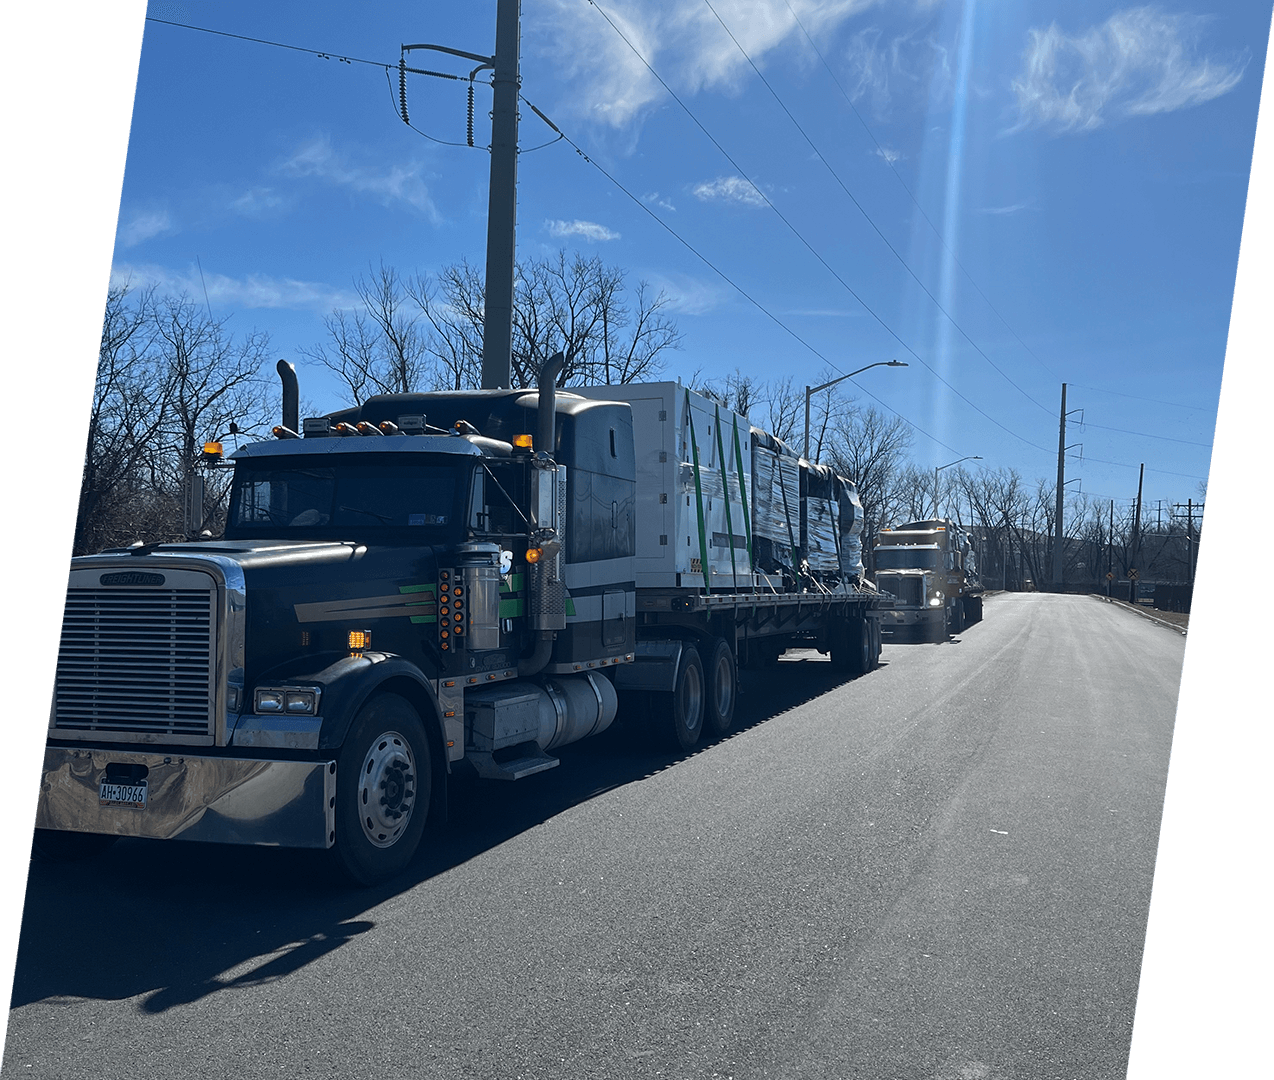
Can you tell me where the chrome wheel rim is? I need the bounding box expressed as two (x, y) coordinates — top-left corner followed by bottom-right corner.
(357, 730), (417, 848)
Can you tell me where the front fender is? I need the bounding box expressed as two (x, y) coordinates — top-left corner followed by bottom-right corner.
(235, 652), (443, 752)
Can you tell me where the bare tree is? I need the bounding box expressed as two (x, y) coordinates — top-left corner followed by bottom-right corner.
(151, 293), (273, 535)
(76, 285), (169, 554)
(824, 404), (912, 569)
(307, 252), (682, 403)
(299, 262), (432, 401)
(74, 286), (272, 553)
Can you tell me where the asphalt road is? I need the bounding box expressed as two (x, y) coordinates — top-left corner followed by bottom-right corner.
(4, 593), (1185, 1079)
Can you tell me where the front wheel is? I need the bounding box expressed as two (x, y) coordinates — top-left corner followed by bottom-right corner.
(332, 693), (431, 886)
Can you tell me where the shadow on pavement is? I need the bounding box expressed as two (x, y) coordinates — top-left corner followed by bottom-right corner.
(10, 656), (870, 1014)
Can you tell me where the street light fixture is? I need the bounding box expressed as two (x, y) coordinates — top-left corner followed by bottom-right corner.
(803, 360), (908, 462)
(933, 456), (981, 520)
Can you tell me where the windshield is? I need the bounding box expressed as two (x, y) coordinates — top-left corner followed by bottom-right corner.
(226, 459), (466, 539)
(875, 547), (941, 570)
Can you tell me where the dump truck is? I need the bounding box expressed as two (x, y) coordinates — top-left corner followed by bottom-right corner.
(874, 518), (983, 640)
(35, 358), (889, 883)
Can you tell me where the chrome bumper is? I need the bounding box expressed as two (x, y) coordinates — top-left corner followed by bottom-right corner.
(881, 608), (943, 626)
(35, 746), (336, 849)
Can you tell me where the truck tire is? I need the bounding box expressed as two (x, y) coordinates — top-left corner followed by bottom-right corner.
(332, 693), (431, 886)
(31, 830), (116, 863)
(664, 644), (705, 751)
(703, 638), (737, 739)
(830, 618), (871, 676)
(951, 601), (965, 634)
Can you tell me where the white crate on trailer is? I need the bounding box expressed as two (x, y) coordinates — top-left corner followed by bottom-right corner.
(570, 382), (754, 590)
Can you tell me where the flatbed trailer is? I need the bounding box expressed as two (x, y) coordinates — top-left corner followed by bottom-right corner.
(34, 362), (889, 881)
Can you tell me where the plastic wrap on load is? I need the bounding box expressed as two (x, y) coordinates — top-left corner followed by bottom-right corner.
(838, 481), (865, 581)
(806, 466), (867, 582)
(803, 462), (838, 575)
(750, 433), (800, 573)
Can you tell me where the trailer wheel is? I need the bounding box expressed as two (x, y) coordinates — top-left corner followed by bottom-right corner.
(665, 644), (705, 751)
(332, 693), (431, 886)
(830, 618), (871, 676)
(31, 830), (116, 863)
(703, 638), (737, 739)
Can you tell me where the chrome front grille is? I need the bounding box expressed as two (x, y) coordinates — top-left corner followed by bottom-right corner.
(878, 575), (922, 607)
(54, 586), (217, 739)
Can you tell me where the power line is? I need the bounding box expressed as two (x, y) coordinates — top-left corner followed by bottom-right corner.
(704, 0), (1054, 420)
(521, 94), (963, 457)
(1081, 422), (1212, 448)
(586, 0), (1053, 459)
(779, 0), (1067, 389)
(1071, 382), (1213, 412)
(145, 17), (387, 68)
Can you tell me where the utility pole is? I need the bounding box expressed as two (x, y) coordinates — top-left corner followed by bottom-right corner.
(1051, 383), (1066, 589)
(1107, 499), (1113, 597)
(481, 0), (521, 390)
(400, 10), (516, 388)
(1130, 464), (1144, 603)
(1173, 499), (1203, 586)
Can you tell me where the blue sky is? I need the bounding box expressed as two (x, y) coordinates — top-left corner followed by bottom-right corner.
(109, 1), (1266, 516)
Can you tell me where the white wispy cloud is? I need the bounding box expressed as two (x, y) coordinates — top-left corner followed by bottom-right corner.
(545, 218), (621, 241)
(231, 187), (288, 219)
(976, 200), (1035, 215)
(119, 208), (173, 247)
(692, 175), (767, 208)
(843, 24), (952, 120)
(110, 262), (359, 313)
(274, 136), (441, 222)
(1010, 7), (1247, 134)
(642, 270), (729, 316)
(874, 146), (902, 164)
(643, 191), (676, 212)
(528, 0), (876, 129)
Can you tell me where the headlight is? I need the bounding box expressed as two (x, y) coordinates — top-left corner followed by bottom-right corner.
(929, 597), (942, 607)
(254, 687), (321, 715)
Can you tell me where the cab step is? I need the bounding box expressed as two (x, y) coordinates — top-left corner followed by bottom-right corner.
(468, 747), (560, 781)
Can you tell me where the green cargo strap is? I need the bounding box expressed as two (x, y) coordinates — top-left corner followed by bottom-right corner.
(713, 405), (738, 588)
(685, 388), (711, 594)
(731, 415), (753, 568)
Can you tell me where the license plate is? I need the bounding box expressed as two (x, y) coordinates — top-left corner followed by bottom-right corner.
(99, 781), (147, 808)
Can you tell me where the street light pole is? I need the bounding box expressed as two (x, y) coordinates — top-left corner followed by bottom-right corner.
(933, 456), (981, 519)
(803, 360), (907, 461)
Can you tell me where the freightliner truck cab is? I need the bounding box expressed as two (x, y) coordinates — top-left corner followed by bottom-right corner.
(36, 356), (637, 883)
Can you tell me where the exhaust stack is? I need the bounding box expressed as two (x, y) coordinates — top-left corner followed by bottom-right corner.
(277, 359), (299, 434)
(537, 351), (565, 460)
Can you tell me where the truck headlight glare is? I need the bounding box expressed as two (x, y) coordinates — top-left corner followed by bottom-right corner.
(284, 691), (318, 714)
(255, 687), (320, 715)
(929, 597), (942, 607)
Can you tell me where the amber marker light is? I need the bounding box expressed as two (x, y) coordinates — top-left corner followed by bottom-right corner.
(513, 434), (533, 449)
(525, 548), (543, 564)
(347, 629), (371, 652)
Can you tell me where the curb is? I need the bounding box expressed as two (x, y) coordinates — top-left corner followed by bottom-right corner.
(1090, 593), (1188, 636)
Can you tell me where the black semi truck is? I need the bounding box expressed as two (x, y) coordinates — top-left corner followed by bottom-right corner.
(36, 358), (889, 883)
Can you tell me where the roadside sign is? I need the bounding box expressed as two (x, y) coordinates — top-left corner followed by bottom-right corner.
(1127, 568), (1139, 580)
(1105, 572), (1114, 580)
